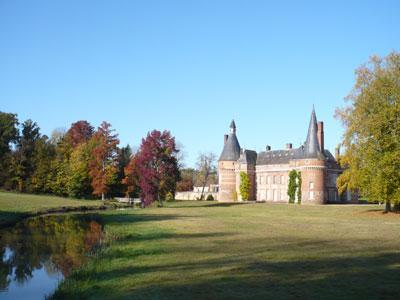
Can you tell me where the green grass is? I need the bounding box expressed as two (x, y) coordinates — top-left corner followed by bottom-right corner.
(52, 201), (400, 300)
(0, 191), (104, 226)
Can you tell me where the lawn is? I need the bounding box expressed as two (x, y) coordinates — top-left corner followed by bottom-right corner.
(52, 201), (400, 300)
(0, 191), (104, 226)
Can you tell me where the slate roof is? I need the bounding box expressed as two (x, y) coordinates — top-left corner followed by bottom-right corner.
(219, 133), (241, 161)
(230, 120), (236, 130)
(304, 108), (323, 159)
(256, 146), (326, 165)
(238, 149), (257, 165)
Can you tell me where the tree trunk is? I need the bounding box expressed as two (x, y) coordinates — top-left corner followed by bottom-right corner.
(200, 171), (209, 201)
(385, 200), (391, 213)
(102, 192), (105, 201)
(158, 192), (163, 207)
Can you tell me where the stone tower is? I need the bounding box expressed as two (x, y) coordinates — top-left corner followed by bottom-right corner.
(218, 120), (241, 201)
(299, 108), (326, 204)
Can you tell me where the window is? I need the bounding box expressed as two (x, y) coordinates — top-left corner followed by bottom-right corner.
(281, 175), (284, 185)
(267, 176), (271, 184)
(310, 191), (314, 200)
(309, 182), (314, 189)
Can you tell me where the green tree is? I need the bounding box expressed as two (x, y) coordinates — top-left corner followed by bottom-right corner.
(0, 112), (19, 188)
(297, 172), (302, 204)
(287, 170), (298, 203)
(30, 136), (56, 193)
(239, 171), (251, 201)
(336, 52), (400, 212)
(110, 145), (132, 197)
(67, 141), (94, 198)
(49, 135), (72, 196)
(14, 120), (41, 191)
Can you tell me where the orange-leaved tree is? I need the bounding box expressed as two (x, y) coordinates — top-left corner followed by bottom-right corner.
(89, 122), (119, 200)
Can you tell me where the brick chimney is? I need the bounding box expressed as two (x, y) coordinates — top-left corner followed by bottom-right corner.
(317, 121), (324, 153)
(224, 134), (228, 144)
(286, 143), (293, 149)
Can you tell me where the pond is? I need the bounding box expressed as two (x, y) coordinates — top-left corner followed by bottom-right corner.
(0, 214), (104, 300)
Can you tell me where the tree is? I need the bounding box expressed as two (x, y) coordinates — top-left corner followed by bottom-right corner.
(176, 168), (196, 192)
(14, 120), (41, 191)
(123, 152), (140, 198)
(0, 112), (19, 157)
(49, 134), (72, 196)
(297, 172), (302, 204)
(0, 112), (19, 187)
(111, 145), (132, 197)
(287, 170), (298, 203)
(66, 121), (94, 148)
(239, 171), (251, 201)
(336, 52), (400, 212)
(30, 135), (56, 193)
(89, 122), (120, 200)
(196, 152), (216, 200)
(134, 130), (180, 207)
(67, 141), (94, 198)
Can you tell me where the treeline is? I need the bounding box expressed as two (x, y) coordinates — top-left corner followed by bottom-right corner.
(0, 112), (181, 205)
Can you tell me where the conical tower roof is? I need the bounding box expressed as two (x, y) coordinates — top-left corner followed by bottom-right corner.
(219, 120), (241, 161)
(304, 108), (322, 158)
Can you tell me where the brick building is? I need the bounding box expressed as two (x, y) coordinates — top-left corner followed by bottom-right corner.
(218, 108), (351, 204)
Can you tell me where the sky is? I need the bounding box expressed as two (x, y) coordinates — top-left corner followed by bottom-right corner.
(1, 0), (399, 167)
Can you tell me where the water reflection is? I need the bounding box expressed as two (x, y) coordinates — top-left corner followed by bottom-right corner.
(0, 214), (103, 299)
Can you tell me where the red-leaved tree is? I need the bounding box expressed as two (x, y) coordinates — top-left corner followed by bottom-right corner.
(66, 120), (94, 148)
(125, 130), (180, 207)
(89, 122), (119, 200)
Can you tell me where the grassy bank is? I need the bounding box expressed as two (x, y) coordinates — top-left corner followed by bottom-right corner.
(0, 191), (105, 226)
(52, 201), (400, 299)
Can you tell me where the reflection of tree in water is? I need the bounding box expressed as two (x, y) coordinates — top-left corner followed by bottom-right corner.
(0, 215), (103, 290)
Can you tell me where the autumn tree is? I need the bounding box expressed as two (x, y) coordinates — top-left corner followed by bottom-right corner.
(196, 152), (217, 200)
(132, 130), (180, 207)
(89, 122), (119, 200)
(66, 120), (94, 148)
(176, 168), (196, 192)
(336, 52), (400, 212)
(123, 152), (140, 198)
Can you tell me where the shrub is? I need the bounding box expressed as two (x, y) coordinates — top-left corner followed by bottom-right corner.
(165, 192), (174, 202)
(206, 194), (214, 201)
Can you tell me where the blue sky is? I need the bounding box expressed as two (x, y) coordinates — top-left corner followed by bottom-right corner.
(1, 0), (399, 167)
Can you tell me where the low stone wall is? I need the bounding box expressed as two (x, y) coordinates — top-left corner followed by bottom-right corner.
(175, 191), (218, 201)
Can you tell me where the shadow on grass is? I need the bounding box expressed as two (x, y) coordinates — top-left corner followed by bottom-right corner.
(99, 213), (190, 225)
(56, 250), (400, 300)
